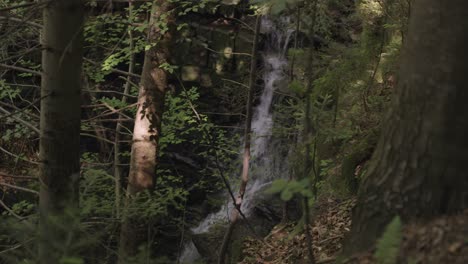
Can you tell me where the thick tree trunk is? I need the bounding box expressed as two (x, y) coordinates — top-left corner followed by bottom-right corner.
(344, 0), (468, 255)
(38, 0), (83, 263)
(118, 1), (174, 262)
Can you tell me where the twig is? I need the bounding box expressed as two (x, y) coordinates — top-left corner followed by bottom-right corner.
(0, 16), (42, 28)
(317, 257), (336, 264)
(0, 172), (37, 180)
(0, 106), (40, 134)
(83, 89), (138, 99)
(0, 2), (48, 12)
(0, 94), (49, 120)
(0, 45), (42, 64)
(0, 146), (40, 165)
(0, 63), (41, 76)
(221, 78), (249, 88)
(115, 3), (137, 218)
(0, 182), (39, 195)
(82, 103), (137, 123)
(302, 1), (319, 263)
(203, 46), (252, 57)
(0, 199), (25, 220)
(80, 133), (116, 145)
(84, 58), (141, 78)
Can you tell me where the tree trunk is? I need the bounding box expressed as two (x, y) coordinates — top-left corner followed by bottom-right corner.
(118, 1), (174, 262)
(218, 16), (261, 264)
(302, 1), (319, 263)
(126, 0), (173, 195)
(114, 0), (136, 219)
(344, 0), (468, 255)
(38, 0), (83, 263)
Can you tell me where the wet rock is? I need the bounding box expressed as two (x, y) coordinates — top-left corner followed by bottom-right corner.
(191, 190), (301, 263)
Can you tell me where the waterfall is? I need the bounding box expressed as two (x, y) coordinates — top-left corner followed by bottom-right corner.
(179, 16), (292, 263)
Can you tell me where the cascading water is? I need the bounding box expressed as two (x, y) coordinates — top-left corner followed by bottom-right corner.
(179, 17), (292, 263)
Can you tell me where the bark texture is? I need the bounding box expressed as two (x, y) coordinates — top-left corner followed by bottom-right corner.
(39, 0), (83, 263)
(127, 0), (173, 195)
(118, 1), (174, 262)
(344, 0), (468, 255)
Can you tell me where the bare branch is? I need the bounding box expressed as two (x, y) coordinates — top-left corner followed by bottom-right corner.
(0, 182), (39, 195)
(221, 78), (249, 88)
(0, 94), (49, 120)
(83, 89), (138, 99)
(0, 199), (25, 220)
(80, 133), (116, 145)
(0, 146), (40, 165)
(0, 172), (37, 181)
(0, 106), (40, 134)
(84, 58), (141, 78)
(0, 2), (47, 12)
(0, 16), (42, 29)
(0, 63), (41, 76)
(0, 45), (42, 64)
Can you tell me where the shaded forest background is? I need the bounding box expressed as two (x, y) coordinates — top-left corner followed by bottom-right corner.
(0, 0), (467, 264)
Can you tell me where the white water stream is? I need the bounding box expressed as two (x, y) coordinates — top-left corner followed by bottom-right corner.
(179, 17), (292, 263)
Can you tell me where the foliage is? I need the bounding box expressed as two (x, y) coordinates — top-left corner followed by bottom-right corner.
(1, 200), (34, 217)
(267, 178), (313, 202)
(0, 0), (413, 262)
(374, 216), (402, 264)
(160, 87), (238, 192)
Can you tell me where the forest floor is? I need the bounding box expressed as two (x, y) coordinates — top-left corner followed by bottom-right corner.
(239, 197), (468, 264)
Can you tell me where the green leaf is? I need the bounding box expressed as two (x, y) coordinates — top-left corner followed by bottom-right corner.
(59, 257), (83, 264)
(289, 80), (304, 94)
(374, 216), (402, 264)
(266, 179), (288, 194)
(280, 188), (293, 201)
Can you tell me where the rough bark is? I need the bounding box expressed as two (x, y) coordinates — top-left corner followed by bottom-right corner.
(344, 0), (468, 255)
(118, 1), (174, 262)
(38, 0), (83, 263)
(218, 16), (261, 264)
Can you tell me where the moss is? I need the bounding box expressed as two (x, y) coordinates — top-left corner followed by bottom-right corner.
(341, 130), (379, 194)
(229, 235), (246, 263)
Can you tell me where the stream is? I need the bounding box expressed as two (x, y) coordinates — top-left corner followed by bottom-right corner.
(179, 16), (293, 263)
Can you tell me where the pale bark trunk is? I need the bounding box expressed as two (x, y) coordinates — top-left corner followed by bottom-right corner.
(126, 0), (173, 195)
(218, 16), (261, 264)
(344, 0), (468, 255)
(118, 1), (174, 262)
(39, 0), (83, 263)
